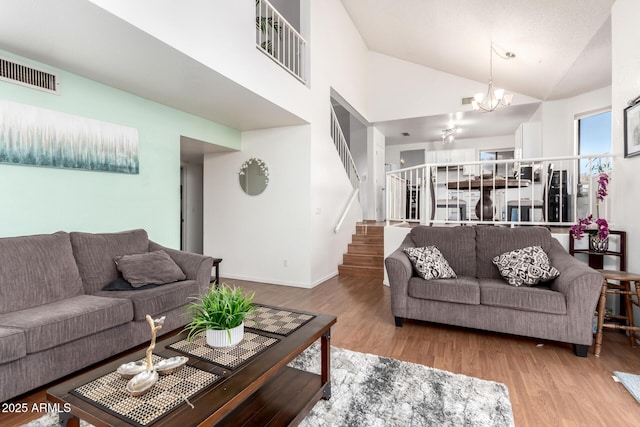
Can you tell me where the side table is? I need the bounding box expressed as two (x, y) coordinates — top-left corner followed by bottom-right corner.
(594, 269), (640, 357)
(210, 258), (223, 286)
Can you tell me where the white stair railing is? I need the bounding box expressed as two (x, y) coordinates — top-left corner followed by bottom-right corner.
(256, 0), (306, 83)
(386, 154), (614, 227)
(330, 104), (361, 232)
(330, 105), (360, 191)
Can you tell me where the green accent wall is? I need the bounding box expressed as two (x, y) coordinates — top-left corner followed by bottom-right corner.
(0, 49), (240, 246)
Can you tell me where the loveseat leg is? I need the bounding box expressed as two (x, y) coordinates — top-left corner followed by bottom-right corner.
(572, 344), (589, 357)
(394, 317), (404, 327)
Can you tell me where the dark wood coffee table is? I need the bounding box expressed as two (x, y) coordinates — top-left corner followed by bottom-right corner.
(47, 305), (336, 426)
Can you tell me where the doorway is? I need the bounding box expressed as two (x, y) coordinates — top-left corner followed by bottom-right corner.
(180, 136), (237, 255)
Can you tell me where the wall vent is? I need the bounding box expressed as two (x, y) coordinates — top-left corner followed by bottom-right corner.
(461, 96), (474, 105)
(0, 56), (58, 94)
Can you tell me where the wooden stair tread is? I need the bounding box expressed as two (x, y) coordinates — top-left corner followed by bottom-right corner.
(340, 223), (385, 279)
(355, 224), (384, 236)
(348, 244), (384, 256)
(352, 234), (384, 244)
(338, 264), (384, 278)
(342, 253), (383, 267)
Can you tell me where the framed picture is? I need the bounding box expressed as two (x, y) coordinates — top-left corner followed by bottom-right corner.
(624, 102), (640, 158)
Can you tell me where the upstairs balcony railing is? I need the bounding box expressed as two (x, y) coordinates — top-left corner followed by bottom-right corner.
(256, 0), (307, 83)
(386, 154), (613, 227)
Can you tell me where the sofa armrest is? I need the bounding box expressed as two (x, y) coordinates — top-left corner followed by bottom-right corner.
(149, 241), (214, 291)
(548, 239), (603, 342)
(384, 235), (415, 319)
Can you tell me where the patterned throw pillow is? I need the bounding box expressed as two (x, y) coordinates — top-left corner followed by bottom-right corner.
(492, 246), (560, 287)
(403, 246), (457, 280)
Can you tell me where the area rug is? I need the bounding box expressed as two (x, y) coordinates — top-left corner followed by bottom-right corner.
(24, 344), (514, 427)
(614, 371), (640, 404)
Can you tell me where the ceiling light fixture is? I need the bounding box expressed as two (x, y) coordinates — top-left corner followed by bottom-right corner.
(472, 43), (515, 113)
(441, 127), (460, 143)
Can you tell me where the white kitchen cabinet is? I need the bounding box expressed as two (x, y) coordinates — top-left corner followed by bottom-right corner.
(515, 122), (542, 159)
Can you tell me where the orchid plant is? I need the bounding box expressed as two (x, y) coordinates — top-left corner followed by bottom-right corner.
(570, 165), (610, 242)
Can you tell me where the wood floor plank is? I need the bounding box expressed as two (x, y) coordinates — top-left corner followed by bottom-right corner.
(3, 274), (640, 426)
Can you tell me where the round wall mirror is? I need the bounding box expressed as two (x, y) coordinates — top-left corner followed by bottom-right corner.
(239, 158), (269, 196)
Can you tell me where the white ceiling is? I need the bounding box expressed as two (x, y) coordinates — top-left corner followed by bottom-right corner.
(377, 103), (541, 145)
(339, 0), (614, 145)
(0, 1), (615, 149)
(0, 0), (306, 132)
(340, 0), (614, 101)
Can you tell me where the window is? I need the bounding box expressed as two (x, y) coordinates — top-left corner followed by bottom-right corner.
(576, 110), (611, 217)
(479, 150), (514, 177)
(578, 110), (611, 171)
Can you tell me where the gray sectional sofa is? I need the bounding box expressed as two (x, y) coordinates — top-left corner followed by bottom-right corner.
(385, 225), (603, 357)
(0, 229), (214, 403)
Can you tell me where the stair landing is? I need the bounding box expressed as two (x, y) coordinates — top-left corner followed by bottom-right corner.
(338, 222), (384, 279)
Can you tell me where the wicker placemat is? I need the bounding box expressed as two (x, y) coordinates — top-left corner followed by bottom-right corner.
(168, 331), (279, 370)
(70, 355), (220, 427)
(245, 305), (315, 336)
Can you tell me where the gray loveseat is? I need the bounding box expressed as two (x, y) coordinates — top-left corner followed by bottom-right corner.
(0, 229), (213, 402)
(385, 225), (603, 357)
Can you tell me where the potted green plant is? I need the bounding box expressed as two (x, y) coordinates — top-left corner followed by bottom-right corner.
(183, 284), (255, 348)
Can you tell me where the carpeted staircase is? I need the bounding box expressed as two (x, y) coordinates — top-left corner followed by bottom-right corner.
(338, 222), (384, 279)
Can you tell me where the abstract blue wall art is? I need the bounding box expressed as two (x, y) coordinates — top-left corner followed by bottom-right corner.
(0, 100), (139, 174)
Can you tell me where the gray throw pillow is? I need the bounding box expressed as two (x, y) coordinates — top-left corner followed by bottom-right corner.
(403, 246), (457, 280)
(492, 245), (560, 287)
(115, 250), (186, 286)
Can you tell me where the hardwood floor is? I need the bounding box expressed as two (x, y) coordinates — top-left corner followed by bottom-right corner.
(3, 275), (640, 426)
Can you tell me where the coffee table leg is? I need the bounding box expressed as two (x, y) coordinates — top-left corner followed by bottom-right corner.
(59, 412), (80, 427)
(321, 328), (331, 400)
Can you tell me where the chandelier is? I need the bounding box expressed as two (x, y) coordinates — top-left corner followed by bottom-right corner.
(441, 127), (460, 143)
(472, 44), (515, 112)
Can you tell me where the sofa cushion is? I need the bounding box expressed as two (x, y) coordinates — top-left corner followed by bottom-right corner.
(479, 278), (567, 315)
(102, 277), (159, 291)
(0, 295), (133, 353)
(404, 246), (457, 280)
(115, 250), (186, 286)
(93, 279), (199, 320)
(0, 232), (84, 314)
(409, 226), (477, 277)
(476, 226), (552, 280)
(70, 229), (150, 294)
(0, 327), (26, 364)
(493, 246), (560, 286)
(408, 276), (480, 305)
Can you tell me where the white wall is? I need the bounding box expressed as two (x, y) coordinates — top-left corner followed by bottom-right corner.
(612, 0), (640, 324)
(368, 52), (540, 122)
(203, 125), (313, 287)
(308, 0), (369, 283)
(88, 0), (311, 122)
(370, 127), (386, 221)
(201, 0), (369, 288)
(350, 116), (369, 216)
(539, 86), (611, 157)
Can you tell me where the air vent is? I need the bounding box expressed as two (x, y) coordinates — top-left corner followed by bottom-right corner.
(0, 56), (58, 94)
(461, 97), (474, 105)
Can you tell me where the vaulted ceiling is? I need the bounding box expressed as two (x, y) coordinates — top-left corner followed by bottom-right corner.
(339, 0), (614, 144)
(0, 1), (615, 145)
(340, 0), (614, 101)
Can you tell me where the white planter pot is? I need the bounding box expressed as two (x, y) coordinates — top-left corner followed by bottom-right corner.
(205, 322), (244, 348)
